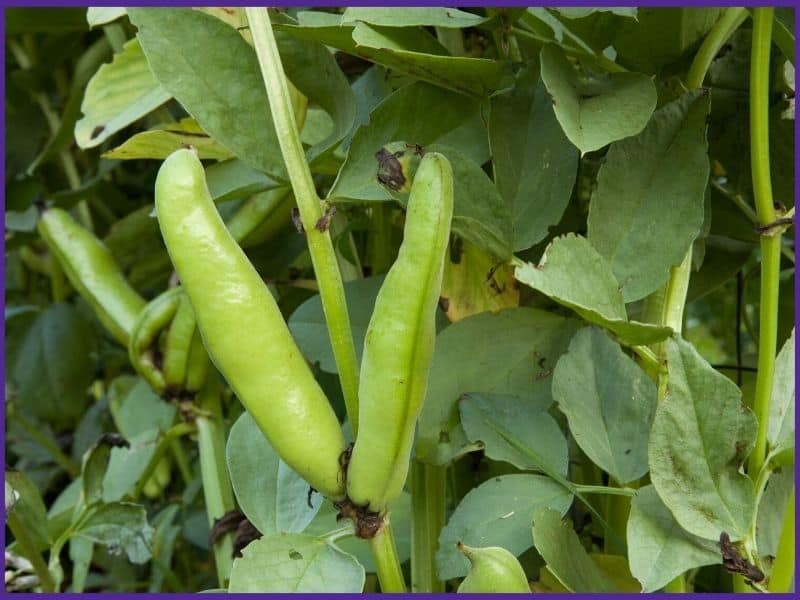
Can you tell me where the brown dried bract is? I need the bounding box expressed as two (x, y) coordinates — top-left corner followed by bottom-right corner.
(719, 532), (764, 583)
(334, 498), (384, 539)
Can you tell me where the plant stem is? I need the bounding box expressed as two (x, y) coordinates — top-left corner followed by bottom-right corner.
(410, 461), (446, 592)
(168, 437), (193, 486)
(131, 422), (195, 500)
(747, 7), (779, 478)
(195, 375), (236, 587)
(768, 487), (795, 592)
(245, 7), (360, 435)
(368, 521), (407, 593)
(685, 8), (749, 90)
(573, 483), (637, 497)
(6, 511), (57, 592)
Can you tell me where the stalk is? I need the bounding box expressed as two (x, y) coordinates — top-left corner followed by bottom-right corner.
(195, 375), (236, 587)
(244, 7), (360, 434)
(410, 461), (446, 592)
(368, 522), (406, 593)
(767, 487), (795, 592)
(6, 511), (56, 592)
(747, 7), (780, 478)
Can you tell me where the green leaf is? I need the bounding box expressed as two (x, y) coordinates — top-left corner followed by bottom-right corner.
(275, 30), (356, 163)
(540, 44), (656, 154)
(289, 276), (384, 373)
(75, 502), (154, 564)
(86, 7), (126, 28)
(10, 303), (95, 427)
(436, 474), (573, 580)
(127, 8), (287, 180)
(613, 8), (724, 73)
(329, 81), (489, 202)
(81, 436), (115, 505)
(417, 308), (580, 465)
(460, 393), (569, 476)
(205, 159), (281, 204)
(5, 471), (52, 551)
(103, 118), (235, 161)
(553, 8), (638, 19)
(228, 532), (365, 592)
(341, 7), (487, 28)
(755, 467), (793, 573)
(627, 485), (721, 592)
(587, 90), (711, 301)
(226, 412), (322, 536)
(553, 327), (657, 484)
(648, 337), (756, 541)
(427, 144), (512, 259)
(532, 507), (615, 592)
(101, 430), (164, 503)
(489, 64), (578, 251)
(149, 505), (181, 593)
(280, 18), (510, 98)
(74, 38), (171, 149)
(514, 234), (672, 345)
(767, 329), (794, 456)
(107, 376), (176, 440)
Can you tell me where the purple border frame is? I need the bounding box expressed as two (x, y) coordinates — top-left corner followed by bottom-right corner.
(1, 1), (798, 597)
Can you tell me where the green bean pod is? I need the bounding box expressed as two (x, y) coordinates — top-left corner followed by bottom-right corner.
(456, 543), (530, 593)
(154, 148), (346, 499)
(162, 292), (197, 389)
(128, 288), (182, 394)
(37, 207), (146, 345)
(184, 326), (210, 393)
(346, 152), (454, 515)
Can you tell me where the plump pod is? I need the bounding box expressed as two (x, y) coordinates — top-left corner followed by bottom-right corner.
(456, 543), (530, 593)
(37, 208), (146, 346)
(154, 149), (346, 499)
(346, 152), (454, 515)
(129, 288), (182, 394)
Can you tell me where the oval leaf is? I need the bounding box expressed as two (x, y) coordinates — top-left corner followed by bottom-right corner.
(417, 308), (580, 465)
(648, 337), (756, 541)
(228, 532), (365, 592)
(552, 327), (657, 484)
(627, 485), (721, 592)
(587, 90), (710, 301)
(437, 474), (573, 580)
(532, 507), (615, 592)
(540, 44), (656, 154)
(460, 393), (569, 476)
(514, 234), (672, 345)
(226, 412), (321, 536)
(75, 38), (171, 149)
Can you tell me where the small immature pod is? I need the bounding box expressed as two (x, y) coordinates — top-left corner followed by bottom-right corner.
(154, 149), (346, 499)
(37, 208), (146, 346)
(456, 543), (530, 593)
(346, 152), (454, 517)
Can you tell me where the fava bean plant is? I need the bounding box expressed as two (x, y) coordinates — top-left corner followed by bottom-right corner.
(4, 6), (795, 594)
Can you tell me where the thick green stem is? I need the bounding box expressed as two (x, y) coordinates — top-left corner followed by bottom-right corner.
(410, 461), (446, 592)
(686, 8), (749, 90)
(195, 376), (236, 587)
(7, 511), (57, 592)
(245, 7), (360, 435)
(747, 7), (779, 478)
(768, 487), (795, 592)
(368, 522), (407, 593)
